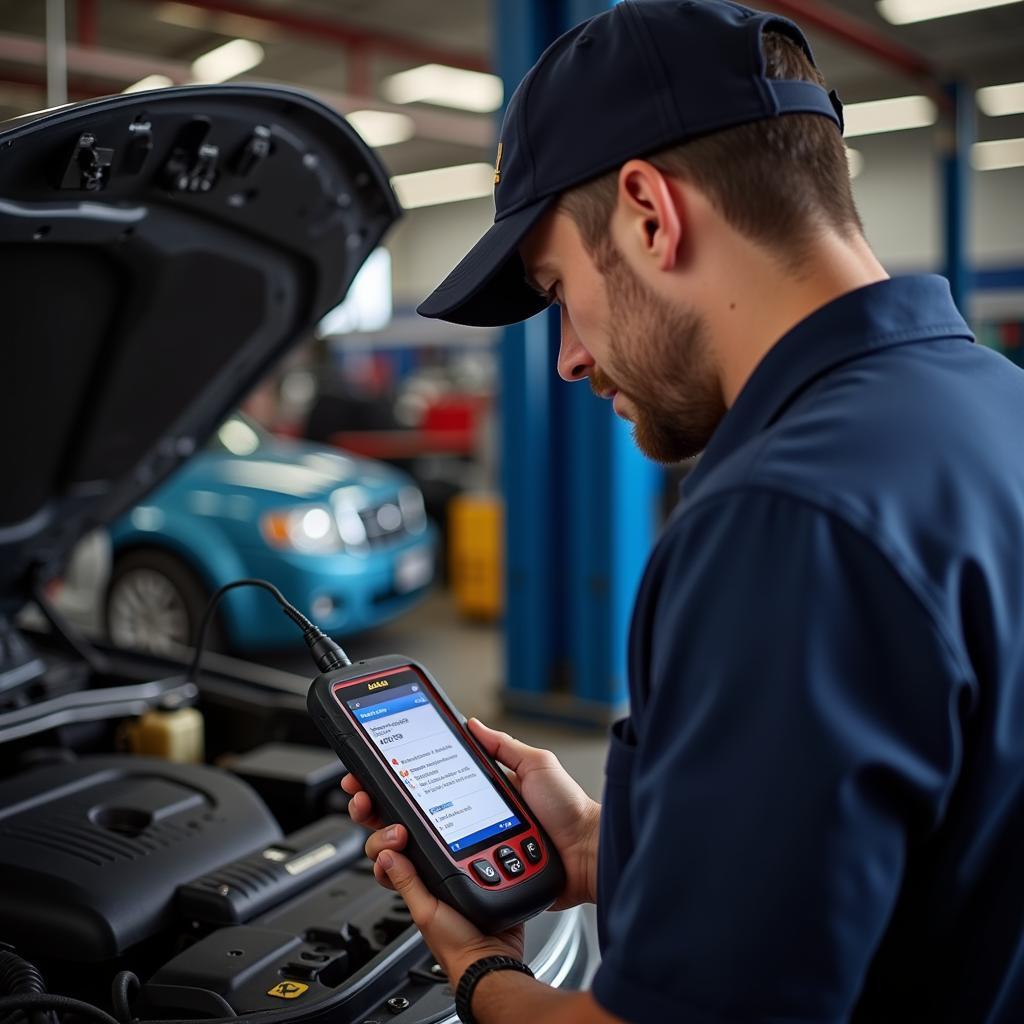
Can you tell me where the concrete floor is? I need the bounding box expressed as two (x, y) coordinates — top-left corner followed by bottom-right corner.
(264, 588), (611, 800)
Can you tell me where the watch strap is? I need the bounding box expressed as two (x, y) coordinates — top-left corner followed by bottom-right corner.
(455, 955), (534, 1024)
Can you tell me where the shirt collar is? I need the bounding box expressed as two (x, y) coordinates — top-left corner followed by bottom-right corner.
(681, 274), (973, 499)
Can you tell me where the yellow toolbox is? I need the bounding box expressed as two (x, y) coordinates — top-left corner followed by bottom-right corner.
(448, 492), (504, 620)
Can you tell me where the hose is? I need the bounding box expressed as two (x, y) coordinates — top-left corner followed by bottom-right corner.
(0, 949), (52, 1024)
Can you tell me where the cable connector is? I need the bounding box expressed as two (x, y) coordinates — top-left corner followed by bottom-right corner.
(302, 627), (350, 673)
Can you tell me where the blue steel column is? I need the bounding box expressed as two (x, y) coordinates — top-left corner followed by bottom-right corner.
(496, 0), (563, 710)
(942, 81), (974, 313)
(561, 0), (658, 718)
(497, 0), (659, 725)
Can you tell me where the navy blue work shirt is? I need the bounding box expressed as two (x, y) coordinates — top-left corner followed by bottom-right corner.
(592, 276), (1024, 1023)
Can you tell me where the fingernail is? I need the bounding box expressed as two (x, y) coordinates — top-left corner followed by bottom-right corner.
(386, 825), (399, 842)
(379, 851), (393, 871)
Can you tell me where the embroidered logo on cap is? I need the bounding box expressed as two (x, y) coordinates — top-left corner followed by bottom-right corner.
(493, 141), (503, 185)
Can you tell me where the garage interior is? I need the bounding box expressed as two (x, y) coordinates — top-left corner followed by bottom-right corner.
(2, 0), (1021, 784)
(1, 0), (1023, 1020)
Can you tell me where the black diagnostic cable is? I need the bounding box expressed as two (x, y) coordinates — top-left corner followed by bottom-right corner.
(185, 578), (351, 683)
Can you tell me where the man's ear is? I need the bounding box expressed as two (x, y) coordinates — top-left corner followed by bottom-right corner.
(614, 160), (685, 273)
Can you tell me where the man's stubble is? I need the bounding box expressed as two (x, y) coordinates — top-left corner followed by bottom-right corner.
(589, 240), (726, 464)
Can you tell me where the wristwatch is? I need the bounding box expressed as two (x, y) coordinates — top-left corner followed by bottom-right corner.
(455, 955), (534, 1023)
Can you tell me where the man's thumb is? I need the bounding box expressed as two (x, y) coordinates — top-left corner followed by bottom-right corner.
(469, 718), (541, 776)
(378, 851), (435, 923)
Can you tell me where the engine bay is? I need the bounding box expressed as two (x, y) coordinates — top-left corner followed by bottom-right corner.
(0, 629), (587, 1024)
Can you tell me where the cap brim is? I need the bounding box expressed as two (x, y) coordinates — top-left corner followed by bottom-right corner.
(416, 195), (557, 327)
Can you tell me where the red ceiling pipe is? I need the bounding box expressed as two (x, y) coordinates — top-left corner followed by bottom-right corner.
(77, 0), (98, 47)
(765, 0), (934, 81)
(348, 48), (371, 98)
(0, 68), (109, 101)
(140, 0), (490, 73)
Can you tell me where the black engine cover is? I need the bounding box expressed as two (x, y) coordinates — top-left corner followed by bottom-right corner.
(0, 755), (281, 960)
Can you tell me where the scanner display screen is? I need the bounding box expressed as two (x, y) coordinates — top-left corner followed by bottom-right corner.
(347, 677), (521, 855)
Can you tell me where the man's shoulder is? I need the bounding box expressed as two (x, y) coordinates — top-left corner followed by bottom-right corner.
(655, 340), (1024, 646)
(688, 338), (1024, 530)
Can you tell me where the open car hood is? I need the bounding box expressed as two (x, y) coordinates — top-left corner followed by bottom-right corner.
(0, 84), (400, 612)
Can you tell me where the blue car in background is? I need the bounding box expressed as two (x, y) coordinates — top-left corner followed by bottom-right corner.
(105, 413), (436, 653)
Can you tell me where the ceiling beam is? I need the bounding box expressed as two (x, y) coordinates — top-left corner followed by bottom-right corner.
(764, 0), (935, 81)
(0, 31), (493, 148)
(135, 0), (491, 72)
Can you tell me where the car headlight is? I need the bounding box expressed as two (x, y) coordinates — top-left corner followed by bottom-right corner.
(399, 486), (427, 534)
(260, 505), (343, 554)
(335, 504), (369, 550)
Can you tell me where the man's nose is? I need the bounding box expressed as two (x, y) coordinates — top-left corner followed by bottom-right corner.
(556, 308), (593, 383)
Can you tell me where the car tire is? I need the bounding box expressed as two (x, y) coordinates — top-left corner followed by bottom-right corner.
(106, 549), (227, 656)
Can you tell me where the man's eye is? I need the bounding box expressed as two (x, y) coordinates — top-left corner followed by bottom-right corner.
(526, 278), (551, 301)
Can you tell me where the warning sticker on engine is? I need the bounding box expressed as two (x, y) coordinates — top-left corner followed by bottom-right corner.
(267, 982), (309, 999)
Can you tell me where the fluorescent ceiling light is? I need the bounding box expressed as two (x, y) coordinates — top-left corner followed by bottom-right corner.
(382, 63), (503, 113)
(971, 137), (1024, 170)
(978, 81), (1024, 117)
(877, 0), (1022, 23)
(191, 39), (264, 84)
(390, 163), (493, 209)
(842, 95), (937, 138)
(347, 110), (415, 148)
(123, 74), (174, 94)
(846, 147), (864, 179)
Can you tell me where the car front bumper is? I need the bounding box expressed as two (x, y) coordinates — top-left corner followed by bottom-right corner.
(222, 529), (438, 649)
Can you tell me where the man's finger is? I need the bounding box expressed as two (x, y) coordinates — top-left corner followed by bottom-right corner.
(378, 850), (438, 929)
(340, 773), (364, 795)
(372, 858), (396, 891)
(347, 791), (384, 830)
(365, 824), (408, 861)
(468, 718), (546, 776)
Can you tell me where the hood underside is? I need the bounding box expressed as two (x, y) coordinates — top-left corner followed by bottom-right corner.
(0, 84), (401, 608)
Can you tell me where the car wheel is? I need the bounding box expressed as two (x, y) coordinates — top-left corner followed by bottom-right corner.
(106, 549), (226, 655)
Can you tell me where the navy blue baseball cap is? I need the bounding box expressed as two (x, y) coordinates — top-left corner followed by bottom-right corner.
(416, 0), (844, 327)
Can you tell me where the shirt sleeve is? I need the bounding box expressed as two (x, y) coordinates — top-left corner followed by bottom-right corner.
(592, 488), (973, 1024)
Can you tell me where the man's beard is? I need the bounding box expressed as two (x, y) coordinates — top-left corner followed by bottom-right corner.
(589, 241), (725, 464)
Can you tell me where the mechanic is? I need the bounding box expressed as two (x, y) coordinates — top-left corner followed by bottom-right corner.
(343, 1), (1024, 1021)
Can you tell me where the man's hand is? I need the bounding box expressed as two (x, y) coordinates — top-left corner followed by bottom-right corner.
(360, 846), (620, 1024)
(342, 721), (615, 1023)
(341, 717), (601, 910)
(366, 842), (525, 985)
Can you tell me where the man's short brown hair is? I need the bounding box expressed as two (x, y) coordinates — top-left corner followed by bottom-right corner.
(559, 31), (862, 269)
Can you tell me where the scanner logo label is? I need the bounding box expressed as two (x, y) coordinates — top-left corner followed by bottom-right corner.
(368, 679), (390, 691)
(267, 982), (308, 999)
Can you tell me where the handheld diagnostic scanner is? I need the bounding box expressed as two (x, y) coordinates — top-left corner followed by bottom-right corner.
(307, 656), (565, 933)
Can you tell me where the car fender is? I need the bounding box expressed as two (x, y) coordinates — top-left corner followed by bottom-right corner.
(109, 512), (261, 645)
